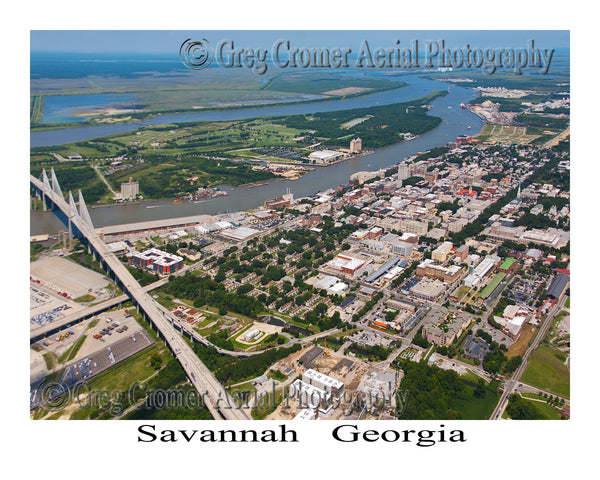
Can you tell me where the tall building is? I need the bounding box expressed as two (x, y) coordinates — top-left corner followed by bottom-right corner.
(121, 177), (139, 200)
(397, 163), (410, 181)
(350, 137), (362, 153)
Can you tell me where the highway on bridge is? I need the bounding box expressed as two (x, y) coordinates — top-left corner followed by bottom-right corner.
(31, 172), (250, 420)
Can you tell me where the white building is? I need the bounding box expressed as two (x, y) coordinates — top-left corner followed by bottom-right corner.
(308, 150), (344, 164)
(303, 368), (344, 399)
(391, 241), (414, 257)
(243, 328), (260, 342)
(313, 275), (349, 295)
(290, 379), (333, 414)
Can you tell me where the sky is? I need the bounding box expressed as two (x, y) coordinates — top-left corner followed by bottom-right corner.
(30, 30), (570, 54)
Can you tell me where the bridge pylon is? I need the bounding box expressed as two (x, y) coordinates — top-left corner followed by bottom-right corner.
(78, 190), (94, 229)
(50, 168), (64, 200)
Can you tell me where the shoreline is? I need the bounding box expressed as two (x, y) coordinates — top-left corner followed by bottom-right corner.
(30, 84), (406, 133)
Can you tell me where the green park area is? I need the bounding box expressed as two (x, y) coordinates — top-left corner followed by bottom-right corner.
(521, 344), (570, 398)
(398, 361), (500, 420)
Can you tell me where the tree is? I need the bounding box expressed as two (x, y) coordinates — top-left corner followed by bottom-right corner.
(149, 353), (163, 370)
(504, 355), (523, 373)
(506, 394), (543, 420)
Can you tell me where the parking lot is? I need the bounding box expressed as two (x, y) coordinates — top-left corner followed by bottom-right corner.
(31, 331), (154, 410)
(30, 283), (83, 330)
(504, 275), (545, 306)
(463, 335), (491, 361)
(35, 308), (145, 363)
(76, 309), (144, 360)
(477, 322), (515, 347)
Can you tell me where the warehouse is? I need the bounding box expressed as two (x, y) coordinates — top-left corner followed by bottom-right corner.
(547, 273), (570, 299)
(326, 254), (366, 275)
(219, 226), (261, 242)
(97, 214), (215, 237)
(313, 275), (349, 295)
(308, 150), (344, 164)
(365, 257), (407, 283)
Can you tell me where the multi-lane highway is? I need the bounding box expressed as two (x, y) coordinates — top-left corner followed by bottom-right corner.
(31, 173), (250, 420)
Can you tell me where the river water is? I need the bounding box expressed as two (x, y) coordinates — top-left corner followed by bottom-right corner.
(30, 75), (483, 235)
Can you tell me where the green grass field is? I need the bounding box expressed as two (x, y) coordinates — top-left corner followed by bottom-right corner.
(83, 343), (164, 393)
(521, 344), (570, 398)
(58, 335), (87, 364)
(516, 396), (563, 420)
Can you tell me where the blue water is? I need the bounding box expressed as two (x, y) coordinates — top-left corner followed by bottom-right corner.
(42, 94), (139, 123)
(31, 75), (484, 235)
(32, 75), (442, 147)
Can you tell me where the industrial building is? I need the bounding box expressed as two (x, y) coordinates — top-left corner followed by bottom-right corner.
(365, 257), (408, 284)
(298, 346), (324, 369)
(326, 254), (366, 275)
(96, 214), (215, 238)
(120, 177), (139, 200)
(308, 150), (344, 164)
(106, 241), (129, 255)
(131, 248), (183, 275)
(547, 273), (570, 299)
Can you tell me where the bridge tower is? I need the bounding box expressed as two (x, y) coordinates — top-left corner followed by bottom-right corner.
(50, 168), (64, 200)
(77, 190), (94, 229)
(68, 191), (78, 249)
(40, 169), (51, 211)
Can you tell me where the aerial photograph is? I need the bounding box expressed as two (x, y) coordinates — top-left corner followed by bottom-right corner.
(29, 30), (571, 422)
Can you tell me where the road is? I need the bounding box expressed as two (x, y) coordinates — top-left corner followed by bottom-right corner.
(490, 295), (566, 419)
(543, 127), (570, 149)
(93, 165), (118, 198)
(30, 253), (212, 342)
(31, 174), (250, 420)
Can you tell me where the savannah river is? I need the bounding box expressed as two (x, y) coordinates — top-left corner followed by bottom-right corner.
(30, 75), (484, 235)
